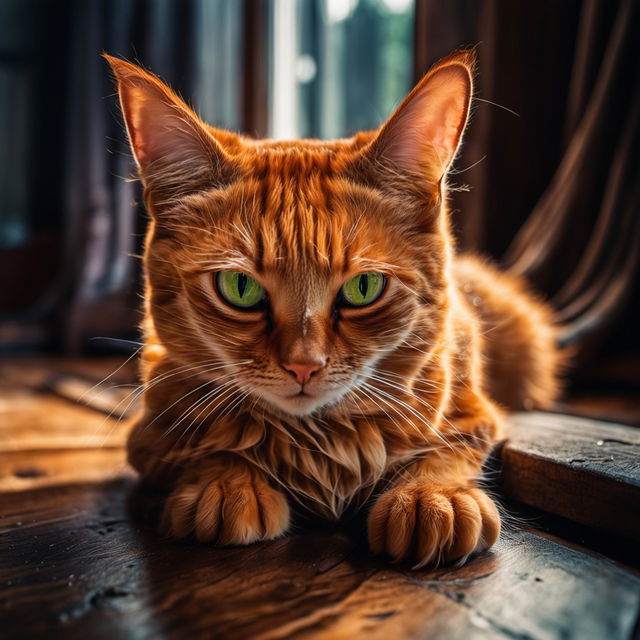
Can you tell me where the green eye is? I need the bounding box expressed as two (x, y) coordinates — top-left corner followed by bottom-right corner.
(340, 273), (386, 307)
(216, 271), (266, 309)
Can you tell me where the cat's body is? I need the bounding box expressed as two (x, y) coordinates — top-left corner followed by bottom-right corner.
(107, 51), (561, 566)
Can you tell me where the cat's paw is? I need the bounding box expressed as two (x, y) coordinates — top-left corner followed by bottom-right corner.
(368, 483), (500, 568)
(161, 473), (290, 545)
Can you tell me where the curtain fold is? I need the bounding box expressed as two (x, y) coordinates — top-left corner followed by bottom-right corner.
(59, 0), (242, 351)
(415, 0), (640, 378)
(504, 0), (640, 356)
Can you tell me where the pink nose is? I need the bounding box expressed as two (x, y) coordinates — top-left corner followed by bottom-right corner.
(283, 361), (325, 385)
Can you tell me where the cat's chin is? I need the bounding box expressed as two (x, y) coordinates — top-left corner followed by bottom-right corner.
(259, 389), (340, 417)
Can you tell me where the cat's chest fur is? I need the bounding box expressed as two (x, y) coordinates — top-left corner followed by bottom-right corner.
(138, 335), (454, 520)
(187, 392), (443, 520)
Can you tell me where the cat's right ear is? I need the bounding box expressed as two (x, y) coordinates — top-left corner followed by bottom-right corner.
(358, 50), (474, 191)
(104, 55), (236, 200)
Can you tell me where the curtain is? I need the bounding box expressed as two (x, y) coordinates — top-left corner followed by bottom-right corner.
(415, 0), (640, 383)
(60, 0), (242, 351)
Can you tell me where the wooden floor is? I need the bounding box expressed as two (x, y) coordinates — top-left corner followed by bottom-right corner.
(1, 357), (639, 640)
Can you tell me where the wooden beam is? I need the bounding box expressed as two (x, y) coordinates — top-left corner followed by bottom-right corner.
(501, 412), (640, 541)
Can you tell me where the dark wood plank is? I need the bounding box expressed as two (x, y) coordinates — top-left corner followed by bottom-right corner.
(0, 355), (137, 452)
(1, 479), (639, 640)
(501, 412), (640, 540)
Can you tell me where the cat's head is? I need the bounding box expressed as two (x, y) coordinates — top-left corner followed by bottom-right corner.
(106, 52), (474, 417)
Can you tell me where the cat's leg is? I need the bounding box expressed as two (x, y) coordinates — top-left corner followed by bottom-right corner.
(127, 412), (290, 545)
(160, 454), (290, 544)
(368, 392), (502, 567)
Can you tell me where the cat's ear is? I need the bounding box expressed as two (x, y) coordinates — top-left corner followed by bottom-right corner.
(368, 51), (474, 184)
(104, 55), (235, 196)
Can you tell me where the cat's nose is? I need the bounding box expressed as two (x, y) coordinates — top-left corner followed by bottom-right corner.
(282, 359), (326, 385)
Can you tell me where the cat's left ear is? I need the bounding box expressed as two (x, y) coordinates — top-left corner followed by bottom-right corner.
(367, 50), (474, 185)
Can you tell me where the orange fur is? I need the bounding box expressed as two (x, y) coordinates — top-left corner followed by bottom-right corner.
(105, 51), (561, 567)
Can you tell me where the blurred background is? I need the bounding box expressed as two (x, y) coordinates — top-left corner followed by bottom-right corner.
(0, 0), (638, 418)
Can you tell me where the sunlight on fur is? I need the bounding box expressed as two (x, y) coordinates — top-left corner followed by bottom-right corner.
(105, 50), (561, 568)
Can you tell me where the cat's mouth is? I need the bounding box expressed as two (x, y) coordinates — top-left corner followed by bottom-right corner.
(256, 379), (351, 417)
(287, 388), (317, 404)
(259, 386), (333, 416)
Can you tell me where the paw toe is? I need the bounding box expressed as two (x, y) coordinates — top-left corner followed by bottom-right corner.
(161, 474), (290, 546)
(194, 481), (223, 542)
(162, 483), (202, 538)
(368, 484), (500, 568)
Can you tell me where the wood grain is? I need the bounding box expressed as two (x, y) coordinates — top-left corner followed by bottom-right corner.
(501, 412), (640, 540)
(1, 479), (639, 640)
(0, 449), (131, 492)
(0, 355), (139, 426)
(2, 360), (640, 639)
(0, 390), (130, 452)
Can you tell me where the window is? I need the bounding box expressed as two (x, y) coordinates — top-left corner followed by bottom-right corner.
(269, 0), (415, 140)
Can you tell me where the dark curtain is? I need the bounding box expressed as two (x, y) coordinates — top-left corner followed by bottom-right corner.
(0, 0), (243, 353)
(61, 0), (201, 351)
(415, 0), (640, 386)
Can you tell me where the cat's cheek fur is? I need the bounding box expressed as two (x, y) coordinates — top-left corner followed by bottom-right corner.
(367, 484), (501, 568)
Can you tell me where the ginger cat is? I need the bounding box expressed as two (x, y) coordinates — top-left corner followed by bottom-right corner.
(106, 51), (560, 567)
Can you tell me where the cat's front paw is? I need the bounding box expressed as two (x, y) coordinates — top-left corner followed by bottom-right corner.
(161, 471), (290, 545)
(368, 483), (500, 568)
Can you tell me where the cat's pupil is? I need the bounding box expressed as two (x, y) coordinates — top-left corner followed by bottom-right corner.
(358, 275), (368, 298)
(237, 273), (247, 298)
